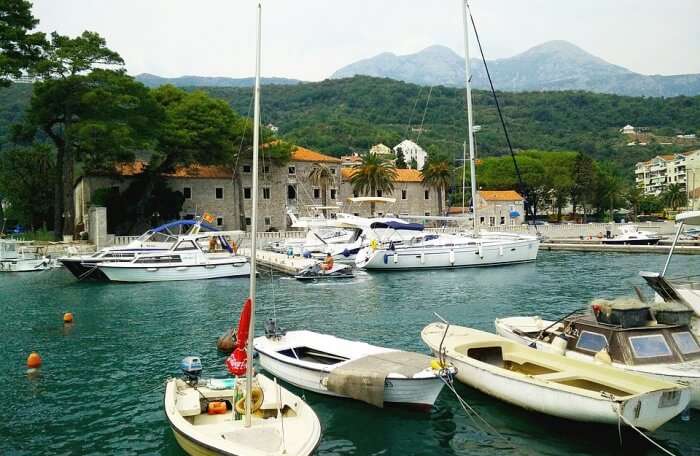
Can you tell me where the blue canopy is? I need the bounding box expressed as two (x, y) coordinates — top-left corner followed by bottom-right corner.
(152, 219), (219, 233)
(509, 210), (521, 218)
(370, 221), (424, 231)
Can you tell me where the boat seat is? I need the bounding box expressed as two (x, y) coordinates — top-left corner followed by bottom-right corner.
(532, 372), (576, 382)
(176, 388), (202, 417)
(222, 427), (282, 451)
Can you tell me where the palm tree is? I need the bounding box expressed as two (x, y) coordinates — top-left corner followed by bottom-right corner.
(662, 183), (687, 211)
(421, 158), (452, 216)
(307, 163), (334, 216)
(350, 153), (397, 216)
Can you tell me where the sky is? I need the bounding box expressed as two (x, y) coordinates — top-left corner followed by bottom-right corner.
(30, 0), (700, 81)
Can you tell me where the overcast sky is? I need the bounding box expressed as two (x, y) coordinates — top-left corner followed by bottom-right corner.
(31, 0), (699, 81)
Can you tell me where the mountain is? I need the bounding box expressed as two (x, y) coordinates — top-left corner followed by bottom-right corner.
(135, 73), (301, 88)
(331, 41), (700, 97)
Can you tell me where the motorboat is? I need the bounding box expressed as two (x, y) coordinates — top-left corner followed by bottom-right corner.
(422, 322), (690, 431)
(254, 328), (454, 409)
(355, 231), (539, 270)
(294, 262), (354, 281)
(601, 224), (661, 245)
(59, 219), (219, 280)
(640, 211), (700, 316)
(96, 231), (249, 282)
(164, 4), (321, 454)
(0, 239), (57, 272)
(495, 299), (700, 408)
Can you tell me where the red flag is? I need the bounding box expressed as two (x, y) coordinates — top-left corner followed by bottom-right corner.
(226, 298), (252, 376)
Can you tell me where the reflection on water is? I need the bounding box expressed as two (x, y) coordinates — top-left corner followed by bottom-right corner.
(1, 251), (699, 455)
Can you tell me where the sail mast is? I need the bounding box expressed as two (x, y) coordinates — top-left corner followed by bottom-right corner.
(244, 0), (262, 428)
(462, 0), (478, 236)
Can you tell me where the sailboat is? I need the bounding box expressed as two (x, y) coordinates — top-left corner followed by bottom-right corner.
(354, 1), (539, 271)
(163, 4), (322, 454)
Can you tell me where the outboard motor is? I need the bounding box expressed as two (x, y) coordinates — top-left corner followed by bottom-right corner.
(180, 356), (202, 384)
(264, 318), (286, 340)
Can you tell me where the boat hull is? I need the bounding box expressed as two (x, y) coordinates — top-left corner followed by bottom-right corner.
(99, 260), (250, 282)
(602, 239), (660, 245)
(356, 239), (539, 270)
(0, 258), (53, 272)
(256, 348), (444, 408)
(60, 258), (109, 280)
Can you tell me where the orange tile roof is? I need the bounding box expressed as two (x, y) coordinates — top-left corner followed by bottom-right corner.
(114, 160), (233, 179)
(291, 146), (341, 163)
(341, 167), (423, 183)
(479, 190), (523, 201)
(115, 160), (147, 176)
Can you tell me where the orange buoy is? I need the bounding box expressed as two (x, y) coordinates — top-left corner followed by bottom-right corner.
(27, 352), (42, 369)
(63, 312), (73, 323)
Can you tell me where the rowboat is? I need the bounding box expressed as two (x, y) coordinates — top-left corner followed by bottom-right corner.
(421, 322), (690, 431)
(254, 329), (454, 409)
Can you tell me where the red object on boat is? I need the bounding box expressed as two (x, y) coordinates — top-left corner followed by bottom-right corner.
(226, 298), (252, 376)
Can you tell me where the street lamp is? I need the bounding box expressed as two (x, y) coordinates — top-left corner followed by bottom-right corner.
(1, 199), (8, 235)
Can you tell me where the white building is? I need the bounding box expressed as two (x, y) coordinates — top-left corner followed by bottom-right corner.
(620, 125), (636, 135)
(369, 143), (393, 157)
(634, 153), (693, 195)
(393, 139), (428, 170)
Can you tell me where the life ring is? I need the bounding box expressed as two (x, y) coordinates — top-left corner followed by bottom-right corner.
(235, 385), (264, 414)
(370, 239), (379, 251)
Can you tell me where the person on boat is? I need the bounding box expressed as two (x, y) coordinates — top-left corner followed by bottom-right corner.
(321, 253), (334, 271)
(208, 237), (218, 252)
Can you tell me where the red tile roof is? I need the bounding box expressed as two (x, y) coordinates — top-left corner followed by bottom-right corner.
(291, 146), (341, 163)
(479, 190), (523, 201)
(341, 167), (423, 183)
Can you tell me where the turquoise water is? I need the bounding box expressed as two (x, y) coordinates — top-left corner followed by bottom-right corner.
(2, 251), (700, 455)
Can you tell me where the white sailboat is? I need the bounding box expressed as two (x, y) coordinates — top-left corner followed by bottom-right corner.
(163, 4), (321, 454)
(354, 0), (539, 271)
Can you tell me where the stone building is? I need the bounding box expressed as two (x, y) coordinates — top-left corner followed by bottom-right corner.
(339, 168), (440, 217)
(74, 146), (343, 233)
(474, 190), (525, 226)
(369, 143), (393, 158)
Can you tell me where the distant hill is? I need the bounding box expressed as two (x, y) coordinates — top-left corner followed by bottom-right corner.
(331, 41), (700, 97)
(135, 73), (301, 88)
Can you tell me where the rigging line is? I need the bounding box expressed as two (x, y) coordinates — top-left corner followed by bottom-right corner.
(416, 86), (433, 143)
(405, 85), (424, 138)
(233, 87), (255, 176)
(466, 3), (538, 229)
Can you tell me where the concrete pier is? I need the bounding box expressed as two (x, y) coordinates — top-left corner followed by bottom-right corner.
(238, 248), (316, 275)
(540, 242), (700, 254)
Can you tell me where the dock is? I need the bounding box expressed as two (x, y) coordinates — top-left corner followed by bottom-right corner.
(541, 241), (700, 255)
(238, 248), (316, 275)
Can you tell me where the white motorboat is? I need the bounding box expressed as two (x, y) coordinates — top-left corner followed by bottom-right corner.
(59, 219), (220, 280)
(254, 329), (454, 409)
(355, 231), (539, 270)
(97, 231), (249, 282)
(422, 322), (690, 431)
(164, 4), (321, 454)
(495, 304), (700, 409)
(602, 224), (661, 245)
(641, 211), (700, 316)
(0, 239), (56, 272)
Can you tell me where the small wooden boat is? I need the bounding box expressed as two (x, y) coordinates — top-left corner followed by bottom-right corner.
(254, 329), (454, 409)
(422, 322), (690, 431)
(165, 372), (321, 456)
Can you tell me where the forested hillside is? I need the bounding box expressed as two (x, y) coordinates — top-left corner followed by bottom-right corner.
(2, 76), (699, 172)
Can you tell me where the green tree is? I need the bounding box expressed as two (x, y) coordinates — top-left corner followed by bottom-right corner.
(661, 183), (687, 211)
(0, 0), (46, 86)
(570, 153), (596, 220)
(421, 157), (452, 216)
(625, 185), (643, 221)
(350, 153), (396, 216)
(0, 144), (54, 228)
(307, 163), (334, 215)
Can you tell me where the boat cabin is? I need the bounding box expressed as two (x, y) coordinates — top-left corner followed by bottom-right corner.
(559, 316), (700, 366)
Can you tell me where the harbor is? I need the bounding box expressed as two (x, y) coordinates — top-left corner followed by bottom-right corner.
(4, 250), (700, 455)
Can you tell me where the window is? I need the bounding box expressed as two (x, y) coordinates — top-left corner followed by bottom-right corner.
(377, 190), (383, 197)
(175, 240), (198, 251)
(245, 217), (251, 226)
(402, 190), (407, 200)
(489, 216), (495, 226)
(287, 185), (296, 200)
(629, 335), (673, 358)
(330, 189), (337, 200)
(353, 191), (358, 198)
(331, 168), (337, 175)
(424, 212), (430, 216)
(575, 331), (608, 353)
(288, 166), (296, 175)
(243, 164), (251, 173)
(672, 332), (700, 355)
(215, 187), (224, 199)
(244, 187), (251, 199)
(500, 216), (505, 225)
(377, 212), (384, 217)
(263, 187), (271, 200)
(313, 188), (320, 199)
(216, 217), (223, 227)
(480, 216), (485, 224)
(264, 216), (272, 226)
(263, 165), (270, 174)
(424, 190), (430, 200)
(183, 187), (192, 199)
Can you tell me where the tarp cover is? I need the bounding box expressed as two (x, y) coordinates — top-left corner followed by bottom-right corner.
(326, 351), (432, 407)
(369, 221), (424, 231)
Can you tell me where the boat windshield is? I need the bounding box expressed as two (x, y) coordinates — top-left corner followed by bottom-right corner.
(672, 332), (700, 355)
(575, 331), (608, 353)
(629, 334), (673, 359)
(140, 231), (179, 244)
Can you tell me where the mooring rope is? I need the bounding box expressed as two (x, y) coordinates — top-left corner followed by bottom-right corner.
(606, 394), (677, 456)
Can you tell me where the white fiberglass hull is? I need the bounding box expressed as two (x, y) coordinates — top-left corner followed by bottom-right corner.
(356, 238), (539, 270)
(495, 317), (700, 409)
(0, 258), (55, 272)
(98, 259), (250, 282)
